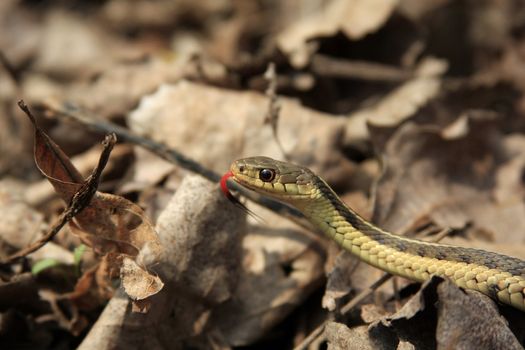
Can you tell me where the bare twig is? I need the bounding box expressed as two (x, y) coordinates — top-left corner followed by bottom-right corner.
(263, 62), (288, 159)
(340, 272), (393, 315)
(42, 101), (220, 182)
(311, 54), (414, 82)
(293, 321), (328, 350)
(1, 102), (117, 264)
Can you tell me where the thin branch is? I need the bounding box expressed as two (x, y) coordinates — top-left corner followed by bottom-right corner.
(263, 62), (287, 159)
(293, 321), (328, 350)
(311, 54), (414, 82)
(42, 101), (220, 182)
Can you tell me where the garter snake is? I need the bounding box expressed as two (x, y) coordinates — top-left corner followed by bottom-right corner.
(223, 156), (525, 312)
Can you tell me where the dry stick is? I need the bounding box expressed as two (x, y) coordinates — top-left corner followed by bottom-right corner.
(1, 102), (117, 264)
(263, 62), (287, 160)
(40, 101), (316, 232)
(294, 227), (453, 350)
(311, 54), (414, 82)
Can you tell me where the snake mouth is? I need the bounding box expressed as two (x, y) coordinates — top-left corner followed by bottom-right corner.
(228, 161), (262, 189)
(221, 167), (263, 196)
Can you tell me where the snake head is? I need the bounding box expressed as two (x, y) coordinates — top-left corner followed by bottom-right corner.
(229, 156), (317, 201)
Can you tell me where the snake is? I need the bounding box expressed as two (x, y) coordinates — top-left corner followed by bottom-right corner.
(222, 156), (525, 312)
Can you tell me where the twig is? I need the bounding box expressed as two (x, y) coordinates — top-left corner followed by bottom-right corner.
(2, 102), (116, 264)
(340, 273), (393, 315)
(263, 62), (288, 160)
(42, 101), (220, 182)
(311, 54), (414, 82)
(293, 321), (328, 350)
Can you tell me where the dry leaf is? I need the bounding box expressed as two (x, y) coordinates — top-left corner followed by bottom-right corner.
(344, 57), (447, 146)
(277, 0), (398, 67)
(370, 277), (523, 350)
(325, 322), (391, 350)
(120, 257), (163, 302)
(213, 205), (325, 346)
(27, 111), (163, 302)
(372, 112), (525, 247)
(0, 180), (45, 257)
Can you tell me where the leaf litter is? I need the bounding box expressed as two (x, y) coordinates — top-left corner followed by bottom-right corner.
(1, 1), (525, 349)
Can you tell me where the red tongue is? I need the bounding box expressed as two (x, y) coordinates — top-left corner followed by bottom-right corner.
(219, 170), (264, 222)
(220, 171), (235, 200)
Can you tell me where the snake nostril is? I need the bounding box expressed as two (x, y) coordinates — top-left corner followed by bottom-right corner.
(239, 165), (245, 173)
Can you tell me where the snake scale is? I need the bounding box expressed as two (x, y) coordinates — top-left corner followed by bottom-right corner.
(224, 156), (525, 312)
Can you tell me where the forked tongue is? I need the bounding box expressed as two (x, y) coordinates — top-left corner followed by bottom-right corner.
(220, 171), (264, 222)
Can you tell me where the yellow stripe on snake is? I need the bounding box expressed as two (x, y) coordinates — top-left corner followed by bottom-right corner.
(227, 156), (525, 312)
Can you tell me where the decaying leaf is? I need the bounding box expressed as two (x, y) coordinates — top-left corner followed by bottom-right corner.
(372, 112), (525, 246)
(211, 200), (325, 345)
(25, 107), (163, 303)
(120, 257), (163, 302)
(369, 276), (523, 350)
(0, 180), (45, 257)
(325, 322), (399, 350)
(277, 0), (398, 67)
(344, 57), (448, 146)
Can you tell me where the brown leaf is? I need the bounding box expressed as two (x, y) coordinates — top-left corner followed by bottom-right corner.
(32, 110), (84, 201)
(0, 180), (45, 256)
(120, 257), (163, 301)
(66, 253), (119, 311)
(369, 276), (523, 350)
(371, 112), (525, 247)
(277, 0), (398, 67)
(69, 192), (161, 257)
(213, 202), (325, 346)
(344, 57), (447, 147)
(435, 279), (524, 349)
(26, 106), (163, 302)
(325, 322), (396, 350)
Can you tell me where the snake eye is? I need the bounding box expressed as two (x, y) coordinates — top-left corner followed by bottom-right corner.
(259, 168), (275, 182)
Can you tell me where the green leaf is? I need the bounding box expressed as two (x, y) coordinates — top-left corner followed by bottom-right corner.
(73, 244), (86, 266)
(31, 258), (62, 275)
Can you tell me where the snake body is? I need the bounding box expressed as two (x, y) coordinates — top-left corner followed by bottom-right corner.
(228, 156), (525, 312)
